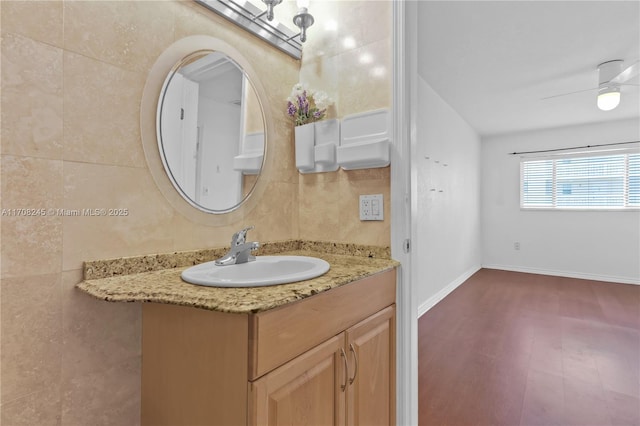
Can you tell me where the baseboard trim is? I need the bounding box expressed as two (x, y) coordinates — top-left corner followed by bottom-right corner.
(417, 265), (482, 318)
(481, 264), (640, 286)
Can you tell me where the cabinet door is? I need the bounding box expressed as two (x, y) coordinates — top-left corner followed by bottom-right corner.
(346, 305), (395, 426)
(250, 333), (347, 426)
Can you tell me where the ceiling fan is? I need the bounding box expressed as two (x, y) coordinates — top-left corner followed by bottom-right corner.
(542, 59), (639, 111)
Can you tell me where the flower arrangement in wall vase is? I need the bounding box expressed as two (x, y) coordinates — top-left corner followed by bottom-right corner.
(287, 82), (332, 126)
(287, 83), (338, 173)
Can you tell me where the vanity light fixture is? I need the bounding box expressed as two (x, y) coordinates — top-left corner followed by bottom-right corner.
(194, 0), (303, 58)
(195, 0), (317, 47)
(256, 0), (315, 43)
(261, 0), (282, 21)
(293, 0), (314, 43)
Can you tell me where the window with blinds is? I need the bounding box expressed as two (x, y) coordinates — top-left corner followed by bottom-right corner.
(521, 152), (640, 209)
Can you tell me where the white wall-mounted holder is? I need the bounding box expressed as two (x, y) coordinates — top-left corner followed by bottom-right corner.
(295, 119), (340, 174)
(233, 132), (264, 175)
(337, 109), (390, 170)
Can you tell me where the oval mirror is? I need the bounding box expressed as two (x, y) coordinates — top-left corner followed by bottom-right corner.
(157, 50), (266, 214)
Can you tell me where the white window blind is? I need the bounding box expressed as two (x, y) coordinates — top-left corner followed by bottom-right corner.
(629, 154), (640, 207)
(521, 152), (640, 209)
(522, 159), (553, 207)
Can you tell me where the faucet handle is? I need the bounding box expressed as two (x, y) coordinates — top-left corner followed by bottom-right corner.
(231, 225), (254, 246)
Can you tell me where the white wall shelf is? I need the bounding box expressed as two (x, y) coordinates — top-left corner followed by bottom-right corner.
(234, 132), (264, 175)
(337, 109), (390, 170)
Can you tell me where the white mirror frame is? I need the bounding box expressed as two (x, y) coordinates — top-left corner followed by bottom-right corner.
(141, 35), (274, 225)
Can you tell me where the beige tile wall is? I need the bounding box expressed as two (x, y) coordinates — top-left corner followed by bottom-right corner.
(0, 0), (390, 424)
(298, 0), (392, 246)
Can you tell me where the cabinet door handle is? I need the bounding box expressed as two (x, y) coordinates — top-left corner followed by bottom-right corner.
(340, 348), (349, 392)
(349, 343), (358, 384)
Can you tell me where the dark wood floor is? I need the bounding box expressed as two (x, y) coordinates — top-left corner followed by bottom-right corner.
(418, 268), (640, 426)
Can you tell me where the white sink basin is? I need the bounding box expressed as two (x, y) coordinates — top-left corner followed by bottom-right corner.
(181, 255), (330, 287)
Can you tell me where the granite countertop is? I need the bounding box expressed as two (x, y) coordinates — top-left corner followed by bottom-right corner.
(77, 241), (399, 314)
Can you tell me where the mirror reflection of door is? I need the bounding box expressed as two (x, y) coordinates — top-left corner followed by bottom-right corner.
(159, 51), (264, 212)
(159, 72), (199, 201)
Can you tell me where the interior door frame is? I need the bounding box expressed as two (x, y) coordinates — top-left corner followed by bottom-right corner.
(391, 1), (419, 425)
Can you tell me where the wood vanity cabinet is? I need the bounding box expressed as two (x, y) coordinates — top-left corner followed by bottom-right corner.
(141, 269), (396, 426)
(250, 305), (395, 426)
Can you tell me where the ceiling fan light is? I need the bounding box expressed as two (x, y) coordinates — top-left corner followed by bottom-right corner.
(597, 88), (620, 111)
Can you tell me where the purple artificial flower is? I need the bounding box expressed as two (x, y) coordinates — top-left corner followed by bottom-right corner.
(287, 101), (296, 117)
(303, 91), (310, 116)
(313, 109), (324, 119)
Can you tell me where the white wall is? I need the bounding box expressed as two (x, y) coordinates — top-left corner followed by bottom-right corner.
(416, 76), (482, 315)
(482, 118), (640, 284)
(198, 95), (242, 210)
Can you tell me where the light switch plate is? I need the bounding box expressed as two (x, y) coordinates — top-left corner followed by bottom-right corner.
(359, 194), (384, 221)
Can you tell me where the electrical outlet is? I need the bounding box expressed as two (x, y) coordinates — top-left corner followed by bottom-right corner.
(360, 194), (384, 221)
(514, 242), (520, 250)
(361, 198), (371, 218)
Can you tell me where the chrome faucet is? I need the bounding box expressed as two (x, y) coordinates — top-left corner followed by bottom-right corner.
(215, 226), (260, 266)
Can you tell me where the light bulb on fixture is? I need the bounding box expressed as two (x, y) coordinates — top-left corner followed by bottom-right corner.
(261, 0), (282, 21)
(596, 61), (623, 111)
(293, 0), (314, 42)
(597, 86), (621, 111)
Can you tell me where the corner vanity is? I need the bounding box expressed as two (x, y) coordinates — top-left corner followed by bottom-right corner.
(78, 241), (398, 426)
